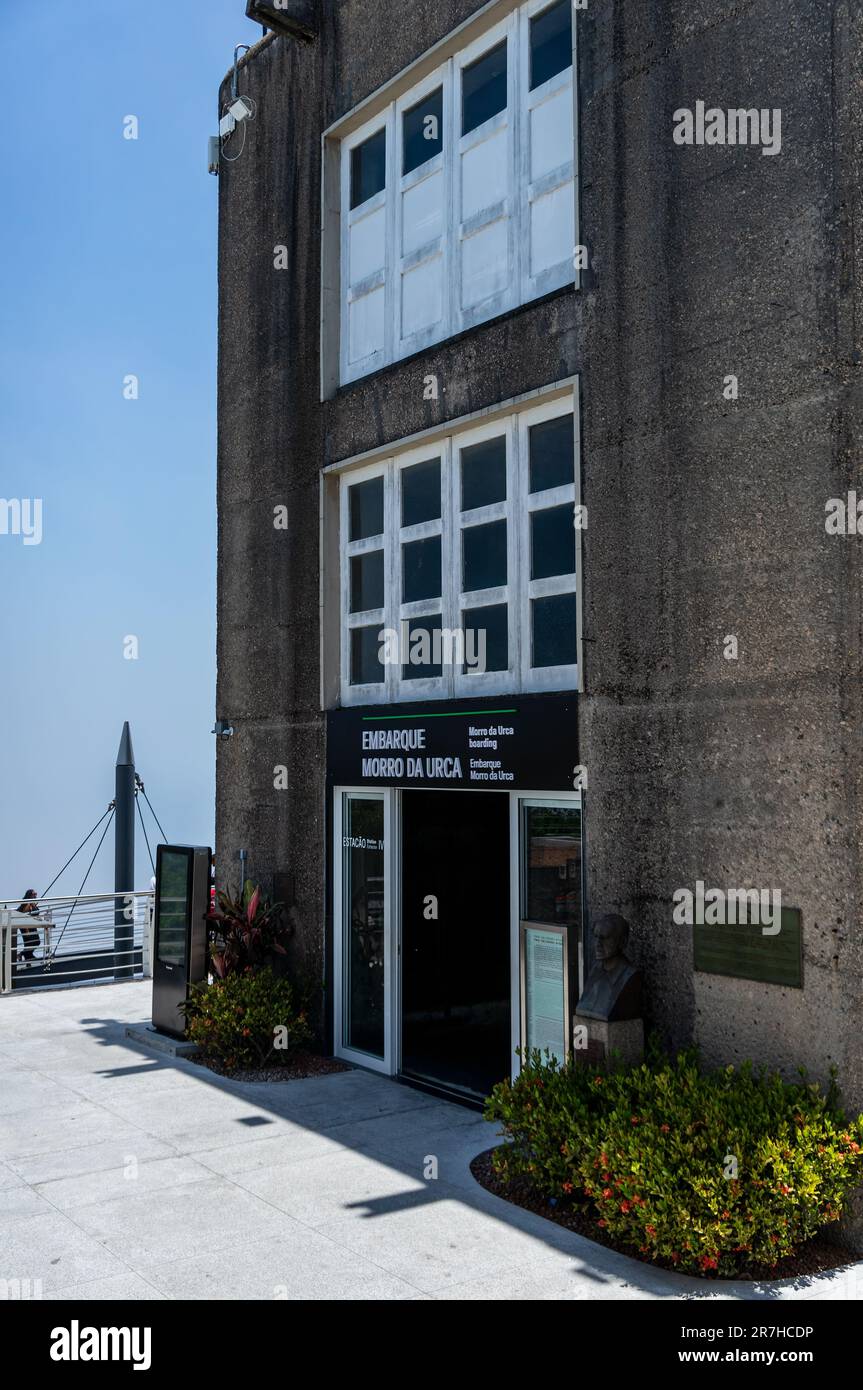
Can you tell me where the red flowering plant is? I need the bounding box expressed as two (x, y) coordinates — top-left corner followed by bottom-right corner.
(207, 881), (292, 979)
(485, 1045), (863, 1278)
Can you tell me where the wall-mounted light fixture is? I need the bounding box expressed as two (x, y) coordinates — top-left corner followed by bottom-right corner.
(212, 720), (235, 738)
(209, 43), (257, 173)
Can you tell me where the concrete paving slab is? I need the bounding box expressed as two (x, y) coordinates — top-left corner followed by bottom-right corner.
(313, 1187), (571, 1294)
(35, 1154), (216, 1211)
(0, 1184), (56, 1225)
(43, 1273), (166, 1301)
(93, 1086), (291, 1135)
(195, 1127), (357, 1177)
(235, 1147), (434, 1227)
(0, 1209), (131, 1293)
(7, 1133), (176, 1186)
(0, 1100), (149, 1162)
(0, 1160), (25, 1190)
(0, 981), (860, 1302)
(65, 1176), (312, 1269)
(41, 1060), (220, 1105)
(0, 1069), (86, 1118)
(144, 1230), (423, 1301)
(166, 1116), (312, 1157)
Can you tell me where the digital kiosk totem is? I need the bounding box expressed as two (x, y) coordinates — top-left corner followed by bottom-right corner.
(152, 844), (211, 1039)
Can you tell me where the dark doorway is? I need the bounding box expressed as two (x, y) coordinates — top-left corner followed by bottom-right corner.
(401, 790), (510, 1100)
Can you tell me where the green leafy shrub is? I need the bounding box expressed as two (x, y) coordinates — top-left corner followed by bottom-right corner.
(183, 968), (313, 1070)
(484, 1047), (863, 1277)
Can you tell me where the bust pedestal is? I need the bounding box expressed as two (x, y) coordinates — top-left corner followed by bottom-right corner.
(573, 1013), (644, 1069)
(573, 913), (644, 1069)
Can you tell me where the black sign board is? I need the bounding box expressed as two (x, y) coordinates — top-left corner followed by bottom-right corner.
(152, 845), (211, 1039)
(694, 907), (803, 988)
(326, 692), (578, 792)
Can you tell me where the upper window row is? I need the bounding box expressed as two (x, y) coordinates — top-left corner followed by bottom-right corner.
(338, 0), (576, 385)
(351, 1), (571, 204)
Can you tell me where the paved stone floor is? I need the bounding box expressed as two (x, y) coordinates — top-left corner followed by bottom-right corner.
(0, 981), (859, 1301)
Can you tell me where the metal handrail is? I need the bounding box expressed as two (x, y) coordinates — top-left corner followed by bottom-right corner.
(0, 891), (145, 907)
(0, 890), (154, 994)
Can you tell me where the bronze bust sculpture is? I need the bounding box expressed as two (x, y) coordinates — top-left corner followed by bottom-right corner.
(576, 913), (642, 1022)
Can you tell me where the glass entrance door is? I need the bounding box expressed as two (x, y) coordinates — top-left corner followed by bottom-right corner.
(519, 799), (583, 1065)
(401, 789), (511, 1099)
(335, 791), (391, 1070)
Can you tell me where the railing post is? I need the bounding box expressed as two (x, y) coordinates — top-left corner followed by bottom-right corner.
(0, 910), (11, 994)
(114, 723), (136, 979)
(142, 893), (155, 979)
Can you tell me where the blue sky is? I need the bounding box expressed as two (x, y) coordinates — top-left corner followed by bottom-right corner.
(0, 1), (262, 897)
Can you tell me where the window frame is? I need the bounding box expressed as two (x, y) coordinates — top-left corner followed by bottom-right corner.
(393, 439), (450, 701)
(518, 396), (579, 690)
(335, 386), (581, 706)
(452, 11), (518, 336)
(394, 62), (451, 362)
(520, 0), (577, 304)
(326, 0), (578, 394)
(340, 459), (391, 702)
(339, 108), (396, 383)
(451, 415), (519, 696)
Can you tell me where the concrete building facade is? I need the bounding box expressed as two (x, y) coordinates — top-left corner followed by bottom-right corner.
(215, 0), (863, 1134)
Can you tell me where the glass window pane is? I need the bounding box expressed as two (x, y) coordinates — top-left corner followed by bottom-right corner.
(403, 88), (443, 175)
(402, 615), (443, 680)
(529, 415), (575, 493)
(461, 436), (507, 510)
(343, 796), (385, 1057)
(350, 128), (386, 209)
(531, 505), (576, 580)
(350, 550), (384, 613)
(462, 41), (508, 135)
(462, 603), (508, 673)
(463, 519), (507, 592)
(349, 476), (384, 541)
(523, 803), (582, 929)
(532, 593), (577, 667)
(351, 625), (384, 685)
(530, 0), (573, 91)
(157, 850), (189, 968)
(402, 535), (441, 602)
(401, 458), (441, 526)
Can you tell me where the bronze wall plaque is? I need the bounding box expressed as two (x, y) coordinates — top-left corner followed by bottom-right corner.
(693, 907), (802, 988)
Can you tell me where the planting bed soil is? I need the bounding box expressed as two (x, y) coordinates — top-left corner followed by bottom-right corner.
(191, 1052), (351, 1083)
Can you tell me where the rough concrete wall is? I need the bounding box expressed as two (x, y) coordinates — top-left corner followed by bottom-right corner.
(321, 0), (502, 123)
(577, 0), (863, 1109)
(216, 31), (326, 993)
(216, 0), (863, 1116)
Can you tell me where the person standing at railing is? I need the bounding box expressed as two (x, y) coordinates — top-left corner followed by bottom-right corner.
(15, 889), (41, 965)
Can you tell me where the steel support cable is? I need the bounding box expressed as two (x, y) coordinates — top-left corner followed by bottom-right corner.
(39, 804), (115, 901)
(51, 809), (116, 955)
(137, 780), (167, 844)
(135, 792), (155, 876)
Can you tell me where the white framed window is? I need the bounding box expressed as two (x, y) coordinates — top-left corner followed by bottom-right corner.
(336, 389), (580, 705)
(329, 0), (577, 389)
